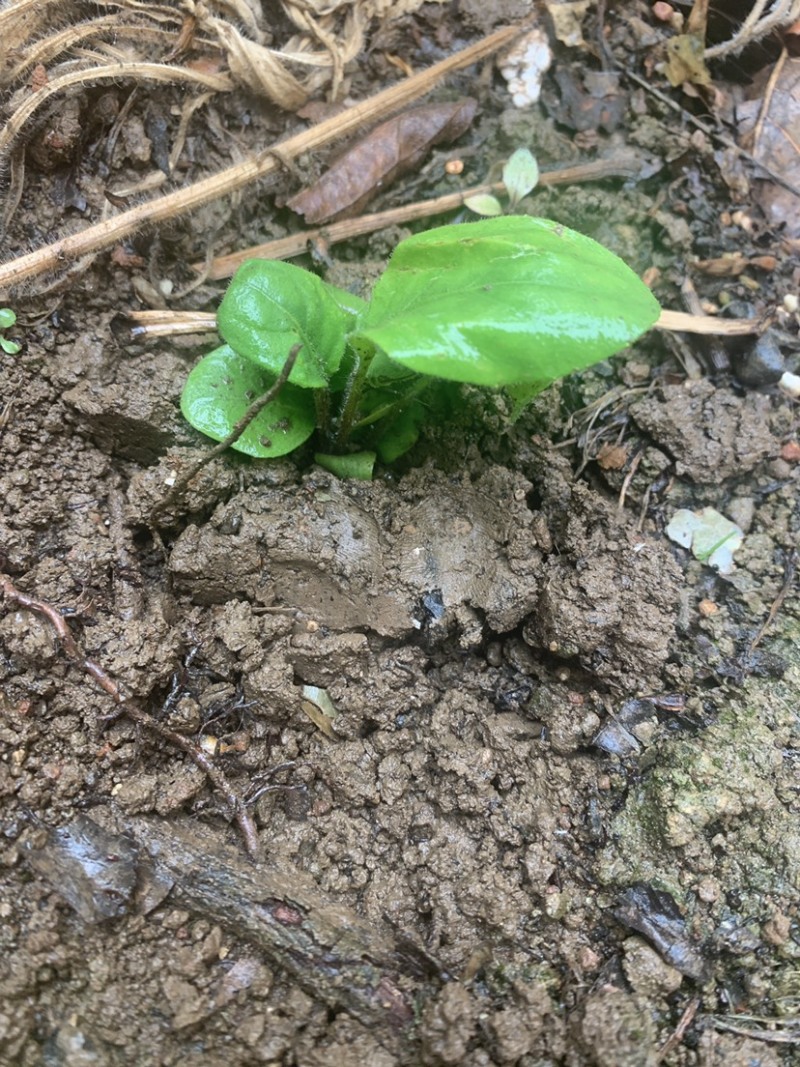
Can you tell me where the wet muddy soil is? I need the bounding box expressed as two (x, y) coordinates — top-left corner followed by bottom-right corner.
(1, 2), (800, 1065)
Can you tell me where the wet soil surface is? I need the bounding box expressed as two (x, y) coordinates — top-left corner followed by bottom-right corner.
(2, 3), (800, 1065)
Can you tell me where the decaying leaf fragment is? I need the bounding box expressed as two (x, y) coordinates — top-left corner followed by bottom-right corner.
(737, 57), (800, 236)
(287, 98), (477, 223)
(663, 33), (711, 87)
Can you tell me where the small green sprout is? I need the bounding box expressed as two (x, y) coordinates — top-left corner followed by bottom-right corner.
(180, 215), (660, 472)
(0, 308), (21, 354)
(465, 147), (540, 218)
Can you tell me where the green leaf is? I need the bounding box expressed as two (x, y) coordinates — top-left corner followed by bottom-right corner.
(504, 380), (547, 421)
(353, 216), (661, 388)
(502, 148), (539, 208)
(464, 194), (504, 217)
(324, 283), (368, 324)
(314, 451), (376, 480)
(217, 260), (350, 389)
(181, 344), (315, 457)
(1, 338), (21, 355)
(374, 403), (423, 463)
(0, 308), (16, 329)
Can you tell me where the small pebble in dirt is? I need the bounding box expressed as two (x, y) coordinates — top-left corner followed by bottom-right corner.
(732, 331), (785, 387)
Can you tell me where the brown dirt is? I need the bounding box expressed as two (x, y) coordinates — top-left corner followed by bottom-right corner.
(1, 3), (800, 1066)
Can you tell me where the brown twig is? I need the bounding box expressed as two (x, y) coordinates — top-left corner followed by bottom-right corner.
(751, 46), (788, 156)
(0, 574), (261, 858)
(654, 309), (763, 335)
(193, 155), (652, 279)
(656, 997), (701, 1062)
(149, 343), (301, 525)
(0, 20), (527, 296)
(617, 448), (643, 513)
(747, 549), (797, 655)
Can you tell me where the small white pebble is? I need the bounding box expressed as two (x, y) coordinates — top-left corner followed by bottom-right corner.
(779, 371), (800, 398)
(783, 293), (798, 314)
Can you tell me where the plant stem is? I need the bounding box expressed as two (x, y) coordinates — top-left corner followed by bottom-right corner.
(335, 343), (375, 447)
(150, 344), (302, 524)
(314, 388), (331, 440)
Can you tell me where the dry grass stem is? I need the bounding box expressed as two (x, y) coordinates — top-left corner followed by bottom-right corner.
(705, 0), (800, 58)
(0, 63), (233, 161)
(196, 155), (655, 279)
(123, 307), (763, 343)
(655, 309), (763, 335)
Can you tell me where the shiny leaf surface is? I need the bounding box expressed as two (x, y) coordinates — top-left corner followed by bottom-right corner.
(181, 344), (315, 457)
(353, 216), (660, 388)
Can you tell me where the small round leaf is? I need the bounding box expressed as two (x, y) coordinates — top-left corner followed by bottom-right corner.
(217, 260), (349, 389)
(464, 194), (504, 217)
(181, 344), (315, 458)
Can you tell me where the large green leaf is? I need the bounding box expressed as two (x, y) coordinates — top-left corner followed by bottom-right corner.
(181, 344), (315, 457)
(217, 260), (351, 389)
(352, 216), (660, 388)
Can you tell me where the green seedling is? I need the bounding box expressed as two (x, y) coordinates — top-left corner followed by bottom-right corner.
(465, 147), (540, 218)
(181, 215), (660, 471)
(0, 308), (21, 354)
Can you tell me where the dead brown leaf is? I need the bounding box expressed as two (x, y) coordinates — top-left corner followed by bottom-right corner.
(287, 97), (477, 223)
(209, 18), (309, 110)
(693, 253), (777, 275)
(737, 55), (800, 235)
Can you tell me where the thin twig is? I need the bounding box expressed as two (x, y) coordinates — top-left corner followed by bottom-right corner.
(747, 549), (797, 655)
(752, 46), (788, 156)
(655, 309), (764, 335)
(0, 574), (261, 858)
(124, 306), (764, 343)
(150, 343), (301, 524)
(656, 997), (701, 1062)
(709, 1016), (800, 1044)
(617, 448), (643, 513)
(705, 0), (800, 59)
(193, 155), (652, 279)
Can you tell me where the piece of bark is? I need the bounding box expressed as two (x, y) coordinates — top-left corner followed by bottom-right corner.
(128, 816), (423, 1035)
(287, 97), (478, 223)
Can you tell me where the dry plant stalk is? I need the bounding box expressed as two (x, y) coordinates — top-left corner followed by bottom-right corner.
(124, 308), (764, 341)
(0, 20), (526, 295)
(705, 0), (800, 58)
(0, 63), (233, 161)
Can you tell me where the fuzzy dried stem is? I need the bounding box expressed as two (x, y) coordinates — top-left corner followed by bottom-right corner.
(705, 0), (800, 59)
(0, 63), (233, 161)
(125, 307), (764, 341)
